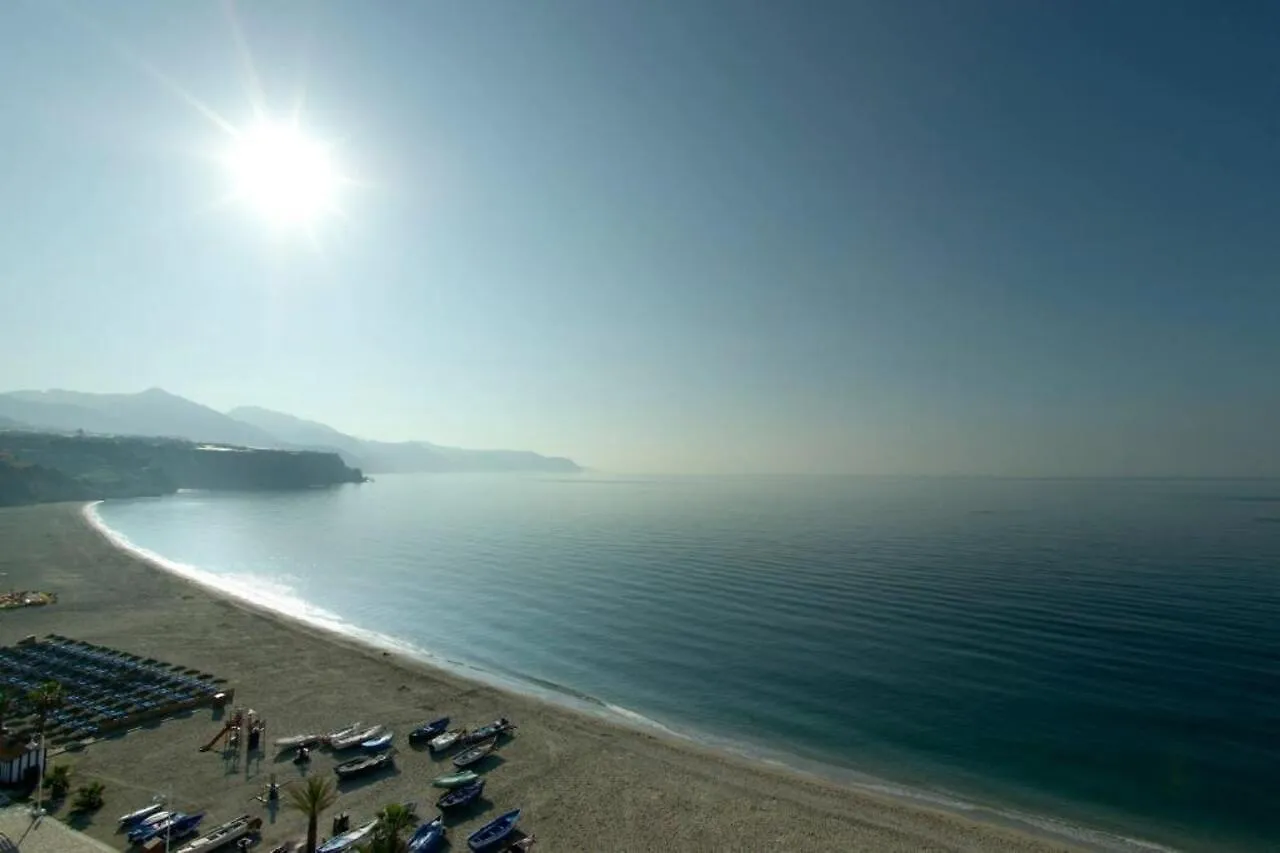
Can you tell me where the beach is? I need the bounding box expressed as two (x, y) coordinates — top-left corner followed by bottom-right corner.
(0, 502), (1081, 852)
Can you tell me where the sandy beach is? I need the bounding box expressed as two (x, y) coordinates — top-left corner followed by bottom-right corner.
(0, 502), (1081, 852)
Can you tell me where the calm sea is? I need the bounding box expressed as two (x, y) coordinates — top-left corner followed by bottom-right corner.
(91, 475), (1280, 851)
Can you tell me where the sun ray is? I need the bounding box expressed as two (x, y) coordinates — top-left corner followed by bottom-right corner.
(222, 0), (268, 123)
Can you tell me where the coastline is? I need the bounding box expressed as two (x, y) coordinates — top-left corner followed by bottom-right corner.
(2, 502), (1128, 851)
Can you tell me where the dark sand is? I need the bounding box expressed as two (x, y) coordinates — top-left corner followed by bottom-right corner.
(0, 503), (1082, 851)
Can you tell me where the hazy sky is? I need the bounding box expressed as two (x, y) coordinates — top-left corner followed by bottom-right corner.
(2, 1), (1277, 475)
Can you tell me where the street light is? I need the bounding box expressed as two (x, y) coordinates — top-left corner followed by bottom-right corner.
(29, 733), (45, 820)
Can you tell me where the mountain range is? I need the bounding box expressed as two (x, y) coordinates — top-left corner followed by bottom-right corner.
(0, 388), (581, 474)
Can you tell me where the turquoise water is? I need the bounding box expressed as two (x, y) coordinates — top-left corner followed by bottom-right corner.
(92, 475), (1280, 851)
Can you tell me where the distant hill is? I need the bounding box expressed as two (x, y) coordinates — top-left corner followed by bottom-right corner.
(0, 389), (277, 448)
(226, 406), (365, 456)
(0, 389), (581, 474)
(228, 405), (581, 474)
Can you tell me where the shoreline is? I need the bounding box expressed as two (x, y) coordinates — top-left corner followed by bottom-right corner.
(2, 501), (1155, 851)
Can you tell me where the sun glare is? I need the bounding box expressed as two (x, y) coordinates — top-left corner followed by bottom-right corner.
(227, 123), (340, 225)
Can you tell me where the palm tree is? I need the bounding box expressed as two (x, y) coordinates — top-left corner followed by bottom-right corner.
(27, 680), (64, 742)
(286, 775), (337, 853)
(369, 801), (418, 853)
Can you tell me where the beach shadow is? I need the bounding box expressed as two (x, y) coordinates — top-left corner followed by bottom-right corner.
(438, 798), (491, 827)
(467, 754), (506, 774)
(0, 832), (15, 853)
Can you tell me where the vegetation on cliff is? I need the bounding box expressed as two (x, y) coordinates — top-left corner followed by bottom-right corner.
(0, 431), (364, 507)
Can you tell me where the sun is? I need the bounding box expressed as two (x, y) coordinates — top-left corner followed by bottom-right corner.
(226, 122), (340, 225)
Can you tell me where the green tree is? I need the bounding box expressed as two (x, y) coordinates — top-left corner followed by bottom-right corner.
(286, 775), (337, 853)
(72, 780), (106, 813)
(27, 680), (64, 742)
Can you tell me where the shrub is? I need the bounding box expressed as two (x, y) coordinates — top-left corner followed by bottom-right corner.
(44, 763), (72, 799)
(72, 781), (105, 813)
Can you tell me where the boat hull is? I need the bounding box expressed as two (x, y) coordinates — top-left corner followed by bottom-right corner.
(467, 809), (522, 852)
(431, 770), (480, 789)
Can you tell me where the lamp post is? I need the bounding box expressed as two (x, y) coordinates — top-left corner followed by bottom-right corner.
(30, 733), (44, 819)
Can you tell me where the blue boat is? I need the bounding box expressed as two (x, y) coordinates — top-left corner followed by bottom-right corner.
(361, 732), (394, 751)
(128, 812), (179, 844)
(467, 809), (521, 852)
(407, 816), (447, 853)
(435, 779), (485, 810)
(130, 811), (205, 844)
(408, 717), (450, 742)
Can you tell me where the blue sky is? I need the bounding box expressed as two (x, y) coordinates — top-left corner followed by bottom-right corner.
(1, 1), (1277, 475)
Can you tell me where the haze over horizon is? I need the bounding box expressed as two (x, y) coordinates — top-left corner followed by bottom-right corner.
(3, 1), (1277, 476)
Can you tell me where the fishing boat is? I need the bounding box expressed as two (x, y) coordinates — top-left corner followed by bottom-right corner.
(431, 769), (480, 788)
(274, 732), (322, 750)
(316, 818), (378, 853)
(334, 751), (393, 780)
(452, 738), (497, 768)
(436, 779), (485, 810)
(173, 814), (260, 853)
(117, 802), (163, 826)
(467, 809), (522, 852)
(126, 810), (174, 842)
(323, 721), (364, 743)
(408, 717), (450, 742)
(429, 729), (464, 751)
(407, 816), (447, 853)
(362, 731), (394, 751)
(149, 813), (205, 843)
(130, 811), (202, 845)
(330, 724), (384, 750)
(461, 718), (515, 746)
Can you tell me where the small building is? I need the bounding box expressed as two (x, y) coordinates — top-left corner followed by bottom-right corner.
(0, 737), (45, 785)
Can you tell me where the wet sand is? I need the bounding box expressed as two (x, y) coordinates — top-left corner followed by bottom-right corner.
(0, 502), (1081, 852)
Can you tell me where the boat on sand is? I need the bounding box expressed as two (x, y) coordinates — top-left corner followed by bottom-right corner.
(461, 718), (515, 746)
(429, 729), (464, 751)
(408, 717), (450, 742)
(316, 818), (377, 853)
(335, 751), (393, 780)
(436, 779), (485, 810)
(452, 738), (497, 768)
(431, 769), (479, 788)
(362, 732), (394, 751)
(467, 809), (522, 852)
(323, 721), (364, 743)
(117, 802), (163, 826)
(407, 816), (447, 853)
(330, 724), (384, 750)
(173, 814), (260, 853)
(275, 732), (322, 750)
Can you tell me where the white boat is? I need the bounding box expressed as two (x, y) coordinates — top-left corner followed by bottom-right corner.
(173, 814), (260, 853)
(329, 724), (383, 751)
(429, 729), (463, 751)
(323, 721), (364, 743)
(275, 733), (321, 749)
(137, 810), (174, 829)
(117, 802), (164, 826)
(316, 818), (378, 853)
